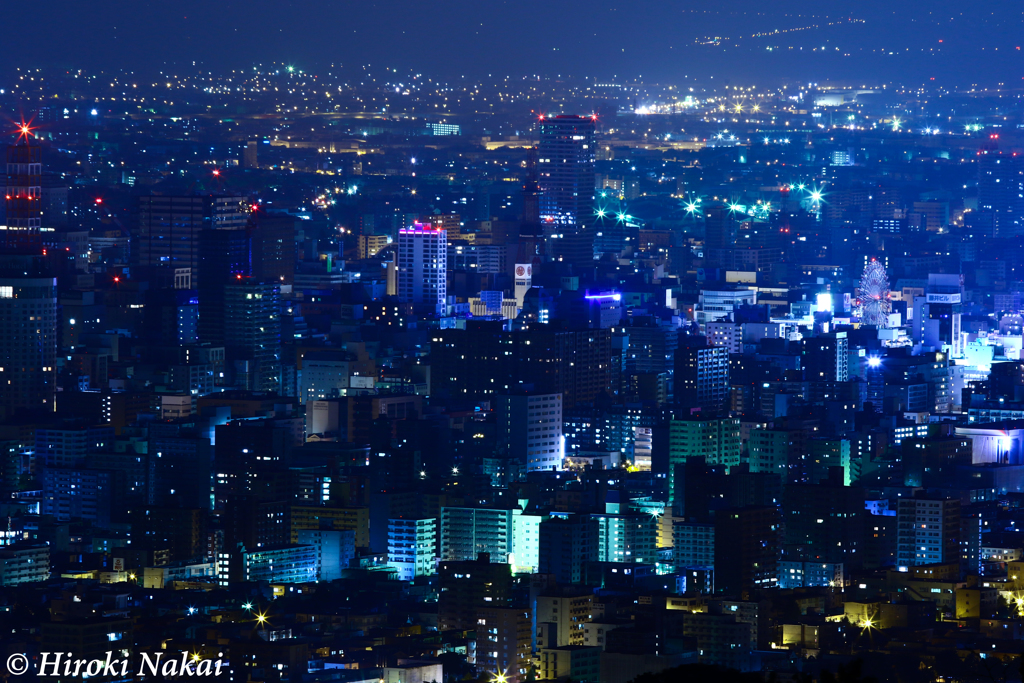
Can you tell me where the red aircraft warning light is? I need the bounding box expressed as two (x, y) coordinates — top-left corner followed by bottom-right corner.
(15, 117), (35, 142)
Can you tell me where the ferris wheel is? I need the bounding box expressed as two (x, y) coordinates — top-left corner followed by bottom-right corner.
(857, 259), (891, 327)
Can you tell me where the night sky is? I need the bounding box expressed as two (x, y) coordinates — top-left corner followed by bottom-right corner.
(4, 0), (1024, 84)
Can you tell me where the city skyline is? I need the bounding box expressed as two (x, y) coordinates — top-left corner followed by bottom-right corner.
(1, 0), (1023, 85)
(2, 3), (1024, 682)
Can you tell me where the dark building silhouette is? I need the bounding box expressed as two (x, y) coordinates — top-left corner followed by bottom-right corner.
(135, 194), (248, 285)
(714, 505), (780, 598)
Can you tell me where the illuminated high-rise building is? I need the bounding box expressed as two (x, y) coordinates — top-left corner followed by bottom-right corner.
(3, 132), (43, 248)
(537, 115), (596, 229)
(223, 278), (281, 393)
(397, 222), (446, 312)
(674, 337), (730, 411)
(912, 273), (964, 358)
(475, 606), (533, 683)
(387, 517), (437, 581)
(440, 507), (513, 562)
(896, 496), (961, 571)
(497, 391), (564, 472)
(977, 143), (1024, 238)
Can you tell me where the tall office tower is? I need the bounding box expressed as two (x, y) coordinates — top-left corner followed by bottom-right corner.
(243, 141), (258, 169)
(0, 255), (57, 419)
(497, 391), (564, 472)
(198, 228), (252, 345)
(674, 337), (731, 410)
(714, 506), (780, 598)
(135, 195), (248, 285)
(397, 222), (446, 313)
(251, 211), (296, 284)
(538, 115), (596, 229)
(522, 148), (541, 227)
(223, 278), (281, 393)
(896, 496), (961, 571)
(3, 137), (43, 247)
(977, 144), (1023, 238)
(801, 332), (850, 382)
(913, 273), (965, 358)
(703, 203), (735, 251)
(516, 151), (545, 266)
(40, 174), (70, 229)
